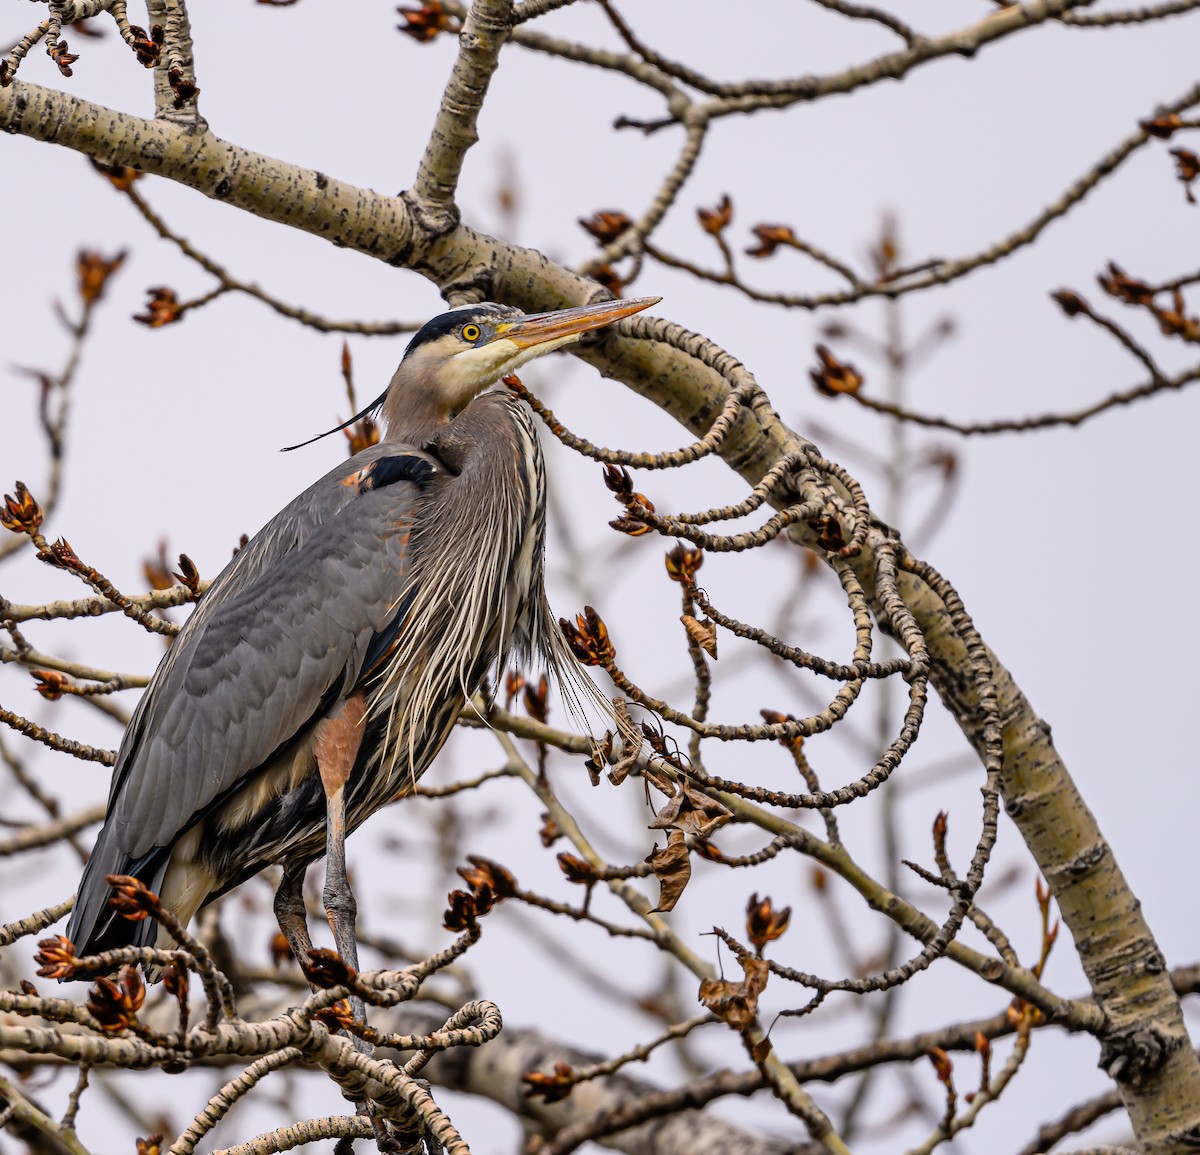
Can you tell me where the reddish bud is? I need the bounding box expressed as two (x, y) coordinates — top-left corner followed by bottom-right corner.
(134, 287), (184, 328)
(579, 211), (631, 246)
(745, 223), (796, 259)
(809, 345), (862, 397)
(34, 935), (78, 980)
(664, 542), (703, 584)
(1, 481), (44, 534)
(559, 606), (615, 667)
(76, 250), (126, 305)
(697, 194), (733, 236)
(398, 2), (458, 41)
(746, 892), (791, 955)
(87, 965), (145, 1033)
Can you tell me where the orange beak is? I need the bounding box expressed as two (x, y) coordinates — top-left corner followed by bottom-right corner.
(498, 296), (660, 349)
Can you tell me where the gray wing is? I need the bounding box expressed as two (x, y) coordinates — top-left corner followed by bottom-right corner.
(107, 445), (439, 859)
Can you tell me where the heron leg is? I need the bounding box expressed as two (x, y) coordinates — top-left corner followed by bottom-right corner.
(322, 782), (361, 971)
(323, 782), (374, 1071)
(272, 863), (314, 967)
(314, 692), (368, 976)
(314, 695), (377, 1089)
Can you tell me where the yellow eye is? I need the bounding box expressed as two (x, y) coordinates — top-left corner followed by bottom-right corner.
(461, 324), (481, 342)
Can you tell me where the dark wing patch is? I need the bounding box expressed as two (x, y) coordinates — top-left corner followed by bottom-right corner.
(363, 454), (438, 492)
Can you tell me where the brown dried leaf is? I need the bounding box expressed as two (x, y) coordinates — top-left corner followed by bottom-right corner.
(698, 954), (769, 1031)
(681, 614), (717, 659)
(648, 779), (733, 839)
(607, 737), (641, 786)
(582, 731), (613, 786)
(646, 829), (691, 912)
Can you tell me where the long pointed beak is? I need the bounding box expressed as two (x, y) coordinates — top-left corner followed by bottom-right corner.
(498, 296), (660, 349)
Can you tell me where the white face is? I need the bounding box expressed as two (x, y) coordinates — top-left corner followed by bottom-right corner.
(436, 332), (581, 410)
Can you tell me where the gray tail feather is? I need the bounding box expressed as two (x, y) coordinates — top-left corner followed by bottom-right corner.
(65, 824), (168, 971)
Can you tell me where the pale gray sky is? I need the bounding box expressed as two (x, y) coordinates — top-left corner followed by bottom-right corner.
(3, 2), (1199, 1152)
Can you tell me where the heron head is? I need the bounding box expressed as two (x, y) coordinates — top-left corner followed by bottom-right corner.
(384, 296), (660, 434)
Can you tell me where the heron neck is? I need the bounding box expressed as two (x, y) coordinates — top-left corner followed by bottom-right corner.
(380, 387), (451, 448)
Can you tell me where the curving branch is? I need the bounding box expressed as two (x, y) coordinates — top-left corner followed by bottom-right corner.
(838, 362), (1200, 435)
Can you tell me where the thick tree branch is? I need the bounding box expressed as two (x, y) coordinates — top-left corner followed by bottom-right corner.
(0, 82), (415, 262)
(413, 0), (515, 221)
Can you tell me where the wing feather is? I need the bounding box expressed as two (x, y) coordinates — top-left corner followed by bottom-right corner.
(103, 445), (436, 858)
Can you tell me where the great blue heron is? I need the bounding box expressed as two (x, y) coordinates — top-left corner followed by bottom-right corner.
(67, 294), (659, 976)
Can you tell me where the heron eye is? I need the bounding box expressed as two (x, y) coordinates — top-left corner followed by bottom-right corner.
(461, 324), (481, 342)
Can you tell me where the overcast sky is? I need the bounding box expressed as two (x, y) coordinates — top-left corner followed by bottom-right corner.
(3, 3), (1200, 1152)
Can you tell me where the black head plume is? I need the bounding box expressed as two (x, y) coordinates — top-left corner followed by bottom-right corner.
(280, 388), (387, 453)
